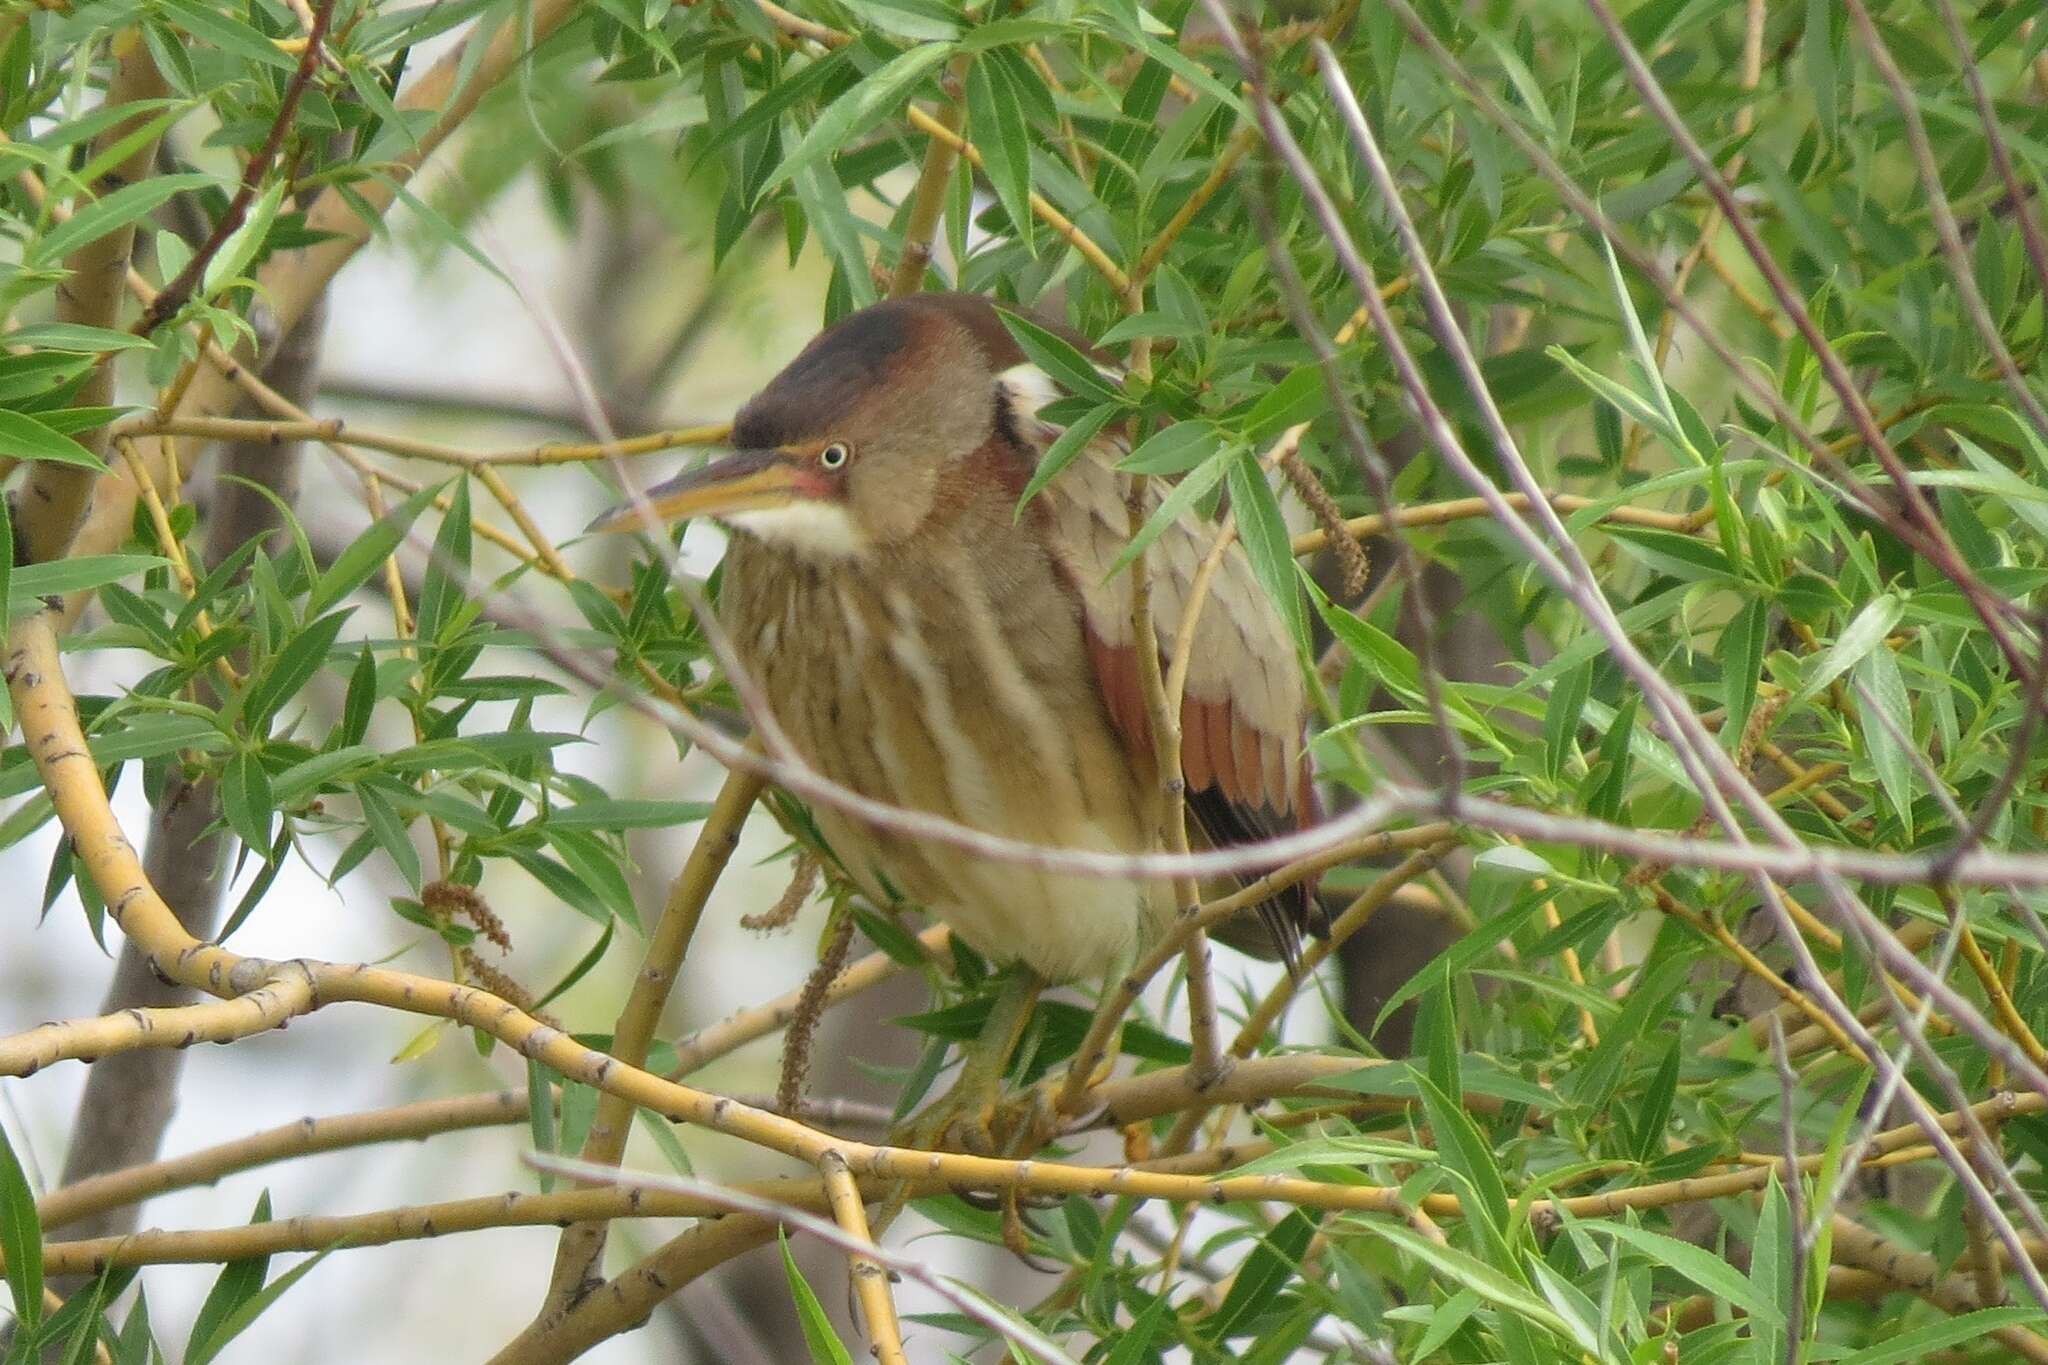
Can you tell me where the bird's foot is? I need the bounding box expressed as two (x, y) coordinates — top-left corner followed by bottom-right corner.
(890, 1088), (1006, 1156)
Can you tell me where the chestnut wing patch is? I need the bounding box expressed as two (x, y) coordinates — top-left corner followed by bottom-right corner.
(1084, 629), (1325, 973)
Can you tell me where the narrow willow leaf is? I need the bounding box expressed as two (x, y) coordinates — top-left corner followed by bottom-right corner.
(415, 478), (472, 644)
(186, 1248), (334, 1365)
(220, 750), (274, 851)
(1206, 1209), (1320, 1340)
(1721, 597), (1767, 747)
(1016, 402), (1118, 510)
(0, 1112), (43, 1335)
(308, 481), (443, 616)
(1105, 451), (1230, 579)
(11, 555), (166, 612)
(1834, 1308), (2045, 1365)
(202, 179), (284, 296)
(967, 52), (1033, 255)
(765, 42), (952, 193)
(1856, 646), (1914, 833)
(0, 407), (106, 470)
(1, 323), (152, 352)
(1587, 1221), (1783, 1328)
(183, 1191), (275, 1364)
(238, 610), (352, 736)
(357, 783), (422, 892)
(1542, 656), (1592, 780)
(1411, 1069), (1511, 1236)
(31, 173), (213, 265)
(780, 1232), (857, 1365)
(1795, 593), (1901, 705)
(997, 310), (1123, 406)
(1369, 1222), (1580, 1344)
(1226, 449), (1308, 650)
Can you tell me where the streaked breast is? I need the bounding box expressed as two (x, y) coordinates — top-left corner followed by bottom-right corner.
(721, 534), (1166, 982)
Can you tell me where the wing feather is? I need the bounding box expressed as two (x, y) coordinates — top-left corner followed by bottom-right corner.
(1019, 401), (1325, 967)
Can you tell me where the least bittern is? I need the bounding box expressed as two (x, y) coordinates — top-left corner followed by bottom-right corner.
(596, 294), (1322, 1149)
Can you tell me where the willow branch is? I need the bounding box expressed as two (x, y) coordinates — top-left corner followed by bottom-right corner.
(820, 1151), (908, 1365)
(888, 100), (961, 297)
(541, 763), (764, 1314)
(134, 0), (332, 333)
(38, 1091), (530, 1232)
(19, 38), (167, 563)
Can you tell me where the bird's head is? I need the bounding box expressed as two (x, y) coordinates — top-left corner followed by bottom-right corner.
(591, 293), (1094, 559)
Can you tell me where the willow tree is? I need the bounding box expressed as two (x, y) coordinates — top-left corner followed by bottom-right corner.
(4, 1), (2048, 1361)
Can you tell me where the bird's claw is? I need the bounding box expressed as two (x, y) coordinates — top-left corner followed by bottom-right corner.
(1000, 1191), (1061, 1272)
(890, 1096), (1002, 1156)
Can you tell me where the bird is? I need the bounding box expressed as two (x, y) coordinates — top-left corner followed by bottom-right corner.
(594, 292), (1322, 1147)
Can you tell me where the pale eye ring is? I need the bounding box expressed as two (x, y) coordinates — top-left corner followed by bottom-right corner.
(819, 442), (850, 469)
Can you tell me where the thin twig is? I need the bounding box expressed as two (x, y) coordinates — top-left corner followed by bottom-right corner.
(135, 0), (335, 334)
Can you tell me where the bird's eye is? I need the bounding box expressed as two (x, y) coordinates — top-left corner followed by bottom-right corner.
(819, 442), (850, 470)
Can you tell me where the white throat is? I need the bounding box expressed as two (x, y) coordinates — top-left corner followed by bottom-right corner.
(724, 502), (866, 559)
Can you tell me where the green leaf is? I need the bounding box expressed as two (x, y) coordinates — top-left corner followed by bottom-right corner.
(1628, 1039), (1681, 1164)
(338, 646), (378, 749)
(1100, 1294), (1172, 1365)
(185, 1247), (333, 1365)
(1119, 420), (1220, 475)
(1369, 1221), (1581, 1345)
(766, 42), (953, 193)
(780, 1231), (857, 1365)
(1795, 593), (1901, 705)
(158, 0), (301, 71)
(0, 495), (11, 731)
(967, 52), (1034, 255)
(526, 1058), (557, 1182)
(1410, 1068), (1510, 1235)
(11, 555), (166, 613)
(1016, 402), (1118, 509)
(1, 323), (152, 353)
(220, 750), (274, 851)
(183, 1191), (275, 1364)
(202, 179), (284, 298)
(1585, 692), (1637, 822)
(1721, 598), (1768, 746)
(415, 479), (473, 644)
(1242, 368), (1325, 443)
(1834, 1308), (2046, 1365)
(1603, 526), (1736, 583)
(357, 784), (422, 893)
(1952, 433), (2048, 540)
(32, 174), (214, 266)
(0, 407), (106, 470)
(534, 922), (615, 1016)
(543, 829), (642, 931)
(996, 310), (1123, 406)
(635, 1107), (696, 1176)
(1226, 449), (1308, 650)
(1106, 451), (1231, 579)
(547, 799), (715, 831)
(238, 610), (352, 736)
(1856, 646), (1914, 833)
(1750, 1174), (1789, 1364)
(1205, 1209), (1320, 1340)
(0, 1110), (44, 1336)
(1542, 657), (1592, 781)
(1585, 1220), (1783, 1328)
(840, 0), (962, 40)
(790, 160), (877, 312)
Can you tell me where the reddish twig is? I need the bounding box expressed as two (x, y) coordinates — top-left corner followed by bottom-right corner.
(135, 0), (334, 335)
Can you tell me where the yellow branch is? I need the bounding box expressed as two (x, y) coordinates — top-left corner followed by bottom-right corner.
(541, 763), (764, 1312)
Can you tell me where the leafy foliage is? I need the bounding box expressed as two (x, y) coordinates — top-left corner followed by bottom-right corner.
(3, 0), (2048, 1361)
